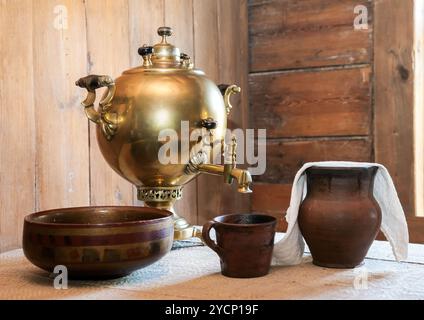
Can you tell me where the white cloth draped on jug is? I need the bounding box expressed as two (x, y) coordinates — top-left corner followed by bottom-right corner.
(272, 161), (409, 266)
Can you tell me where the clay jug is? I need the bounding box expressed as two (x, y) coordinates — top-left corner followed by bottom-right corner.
(298, 166), (382, 268)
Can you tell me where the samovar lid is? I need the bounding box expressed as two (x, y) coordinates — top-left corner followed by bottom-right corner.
(138, 27), (193, 69)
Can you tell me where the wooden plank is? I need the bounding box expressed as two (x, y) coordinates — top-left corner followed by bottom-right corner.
(194, 0), (220, 224)
(218, 0), (246, 130)
(249, 67), (372, 138)
(256, 138), (372, 183)
(164, 0), (198, 224)
(249, 0), (373, 72)
(85, 0), (134, 205)
(193, 0), (219, 80)
(406, 217), (424, 244)
(252, 183), (291, 215)
(128, 0), (165, 68)
(0, 0), (35, 252)
(414, 0), (424, 217)
(165, 0), (194, 58)
(196, 0), (251, 224)
(374, 0), (415, 216)
(33, 0), (90, 211)
(252, 183), (290, 231)
(213, 0), (251, 220)
(175, 180), (198, 225)
(128, 0), (165, 205)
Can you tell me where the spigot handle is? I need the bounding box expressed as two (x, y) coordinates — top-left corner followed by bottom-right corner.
(230, 136), (237, 164)
(223, 136), (237, 184)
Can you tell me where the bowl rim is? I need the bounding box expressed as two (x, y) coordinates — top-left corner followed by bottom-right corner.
(24, 206), (173, 228)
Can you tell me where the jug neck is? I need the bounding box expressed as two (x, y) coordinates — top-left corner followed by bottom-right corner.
(305, 166), (378, 199)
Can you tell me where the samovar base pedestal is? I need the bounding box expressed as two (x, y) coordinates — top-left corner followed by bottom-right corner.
(151, 205), (202, 241)
(173, 215), (202, 241)
(139, 187), (202, 241)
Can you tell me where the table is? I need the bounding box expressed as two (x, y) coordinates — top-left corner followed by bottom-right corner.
(1, 236), (424, 300)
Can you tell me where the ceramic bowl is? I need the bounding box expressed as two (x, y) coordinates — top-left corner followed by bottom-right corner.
(23, 206), (174, 279)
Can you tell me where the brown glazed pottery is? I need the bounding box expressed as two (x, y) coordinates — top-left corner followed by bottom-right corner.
(298, 166), (382, 268)
(202, 214), (276, 278)
(23, 206), (174, 279)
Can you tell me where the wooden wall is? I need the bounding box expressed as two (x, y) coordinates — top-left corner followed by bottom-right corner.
(374, 0), (415, 217)
(249, 0), (419, 233)
(0, 0), (249, 253)
(249, 0), (375, 226)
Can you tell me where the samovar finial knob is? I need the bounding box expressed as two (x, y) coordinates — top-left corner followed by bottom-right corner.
(158, 26), (173, 43)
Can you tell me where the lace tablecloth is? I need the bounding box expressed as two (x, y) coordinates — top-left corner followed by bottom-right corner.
(1, 235), (424, 300)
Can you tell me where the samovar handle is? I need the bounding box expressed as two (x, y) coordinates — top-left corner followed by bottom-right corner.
(75, 75), (118, 140)
(218, 84), (241, 115)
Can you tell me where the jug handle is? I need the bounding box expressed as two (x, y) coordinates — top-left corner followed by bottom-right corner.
(76, 75), (117, 140)
(218, 84), (241, 115)
(202, 221), (223, 257)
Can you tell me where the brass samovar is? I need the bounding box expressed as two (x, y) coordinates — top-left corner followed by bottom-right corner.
(76, 27), (252, 240)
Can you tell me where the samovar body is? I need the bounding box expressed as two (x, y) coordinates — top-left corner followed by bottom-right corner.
(76, 27), (252, 240)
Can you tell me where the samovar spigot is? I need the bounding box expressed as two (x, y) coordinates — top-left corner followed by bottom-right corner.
(224, 136), (252, 193)
(229, 168), (253, 193)
(186, 135), (253, 194)
(186, 160), (253, 194)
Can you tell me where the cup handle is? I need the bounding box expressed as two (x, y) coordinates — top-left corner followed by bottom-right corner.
(202, 221), (222, 256)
